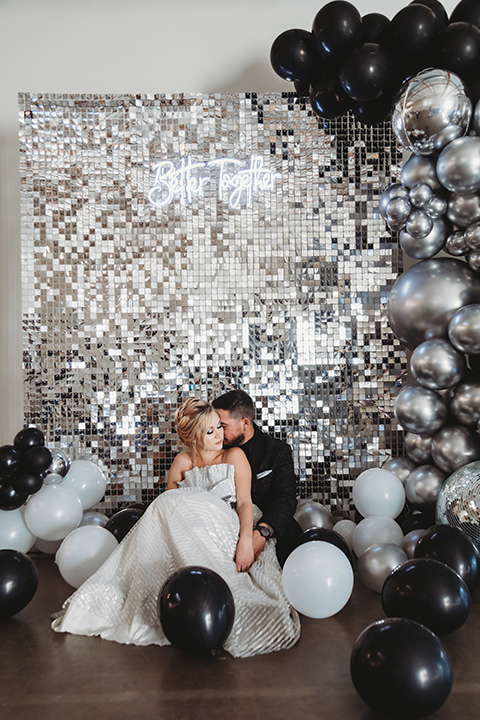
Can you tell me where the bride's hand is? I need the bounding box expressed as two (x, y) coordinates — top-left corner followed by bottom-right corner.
(235, 537), (254, 573)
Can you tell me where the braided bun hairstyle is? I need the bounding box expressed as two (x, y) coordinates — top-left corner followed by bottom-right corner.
(174, 397), (215, 461)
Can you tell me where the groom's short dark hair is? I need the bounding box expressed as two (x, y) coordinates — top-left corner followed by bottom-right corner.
(212, 390), (255, 421)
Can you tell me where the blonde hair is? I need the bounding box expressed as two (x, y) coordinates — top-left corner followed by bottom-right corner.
(174, 398), (215, 461)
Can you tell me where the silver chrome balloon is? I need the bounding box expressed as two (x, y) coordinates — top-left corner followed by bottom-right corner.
(448, 304), (480, 355)
(405, 432), (434, 464)
(410, 338), (465, 390)
(387, 257), (480, 350)
(425, 194), (448, 218)
(401, 528), (425, 558)
(46, 448), (72, 478)
(447, 192), (480, 227)
(405, 464), (447, 512)
(356, 543), (408, 593)
(444, 229), (469, 256)
(391, 69), (471, 156)
(465, 222), (480, 251)
(405, 209), (433, 239)
(450, 379), (480, 426)
(386, 196), (412, 229)
(409, 183), (433, 208)
(400, 217), (450, 259)
(79, 510), (109, 527)
(293, 499), (334, 532)
(394, 385), (448, 436)
(473, 99), (480, 135)
(468, 251), (480, 272)
(437, 137), (480, 194)
(382, 456), (417, 484)
(436, 460), (480, 547)
(432, 424), (480, 473)
(401, 154), (442, 191)
(379, 183), (409, 219)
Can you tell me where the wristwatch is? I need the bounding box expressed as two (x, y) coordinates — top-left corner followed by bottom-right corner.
(255, 523), (273, 540)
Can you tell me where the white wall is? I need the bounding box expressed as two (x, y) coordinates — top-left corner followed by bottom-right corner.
(0, 0), (458, 441)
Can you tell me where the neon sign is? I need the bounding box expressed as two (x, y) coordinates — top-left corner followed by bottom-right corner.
(148, 156), (282, 210)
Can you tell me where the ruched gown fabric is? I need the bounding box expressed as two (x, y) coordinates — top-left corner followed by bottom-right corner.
(52, 463), (301, 657)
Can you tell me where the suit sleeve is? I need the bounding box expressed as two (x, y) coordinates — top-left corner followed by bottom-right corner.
(258, 441), (298, 538)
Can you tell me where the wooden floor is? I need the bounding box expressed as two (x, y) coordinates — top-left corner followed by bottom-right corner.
(1, 556), (480, 720)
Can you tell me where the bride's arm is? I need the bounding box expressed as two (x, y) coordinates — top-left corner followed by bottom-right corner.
(166, 452), (190, 489)
(226, 447), (254, 572)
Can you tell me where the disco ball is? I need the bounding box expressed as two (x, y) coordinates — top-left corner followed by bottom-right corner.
(436, 461), (480, 548)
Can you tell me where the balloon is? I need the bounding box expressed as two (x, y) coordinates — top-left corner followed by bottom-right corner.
(451, 0), (480, 28)
(0, 478), (28, 510)
(12, 469), (43, 496)
(415, 524), (480, 592)
(399, 217), (450, 259)
(293, 499), (334, 531)
(425, 193), (448, 218)
(0, 445), (20, 477)
(379, 183), (409, 219)
(362, 13), (390, 44)
(450, 379), (480, 425)
(282, 541), (353, 618)
(405, 209), (433, 239)
(464, 222), (480, 251)
(410, 338), (465, 389)
(405, 465), (446, 512)
(351, 618), (452, 718)
(22, 446), (52, 475)
(46, 448), (71, 478)
(391, 69), (471, 155)
(270, 29), (318, 83)
(382, 456), (416, 484)
(410, 0), (448, 30)
(352, 92), (392, 125)
(293, 526), (354, 567)
(0, 550), (39, 619)
(437, 137), (480, 194)
(310, 75), (349, 120)
(333, 518), (356, 550)
(394, 385), (447, 436)
(436, 460), (480, 549)
(401, 528), (425, 557)
(79, 510), (109, 527)
(34, 537), (62, 554)
(437, 22), (480, 83)
(353, 467), (405, 519)
(0, 507), (36, 553)
(382, 558), (471, 635)
(444, 229), (469, 255)
(388, 5), (439, 79)
(62, 460), (107, 509)
(352, 516), (403, 557)
(401, 510), (435, 534)
(447, 191), (480, 227)
(409, 182), (433, 208)
(387, 257), (480, 350)
(105, 507), (144, 542)
(312, 1), (362, 63)
(159, 566), (235, 655)
(401, 154), (442, 191)
(385, 196), (412, 229)
(431, 424), (480, 473)
(13, 427), (45, 453)
(24, 484), (83, 541)
(405, 432), (433, 464)
(467, 249), (480, 271)
(56, 525), (118, 588)
(339, 43), (392, 102)
(357, 543), (408, 593)
(448, 304), (480, 355)
(43, 472), (65, 486)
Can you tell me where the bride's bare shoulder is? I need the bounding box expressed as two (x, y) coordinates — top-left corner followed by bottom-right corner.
(171, 451), (193, 470)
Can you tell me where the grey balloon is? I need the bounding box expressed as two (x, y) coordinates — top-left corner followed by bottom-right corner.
(468, 251), (480, 272)
(380, 183), (409, 219)
(387, 257), (480, 350)
(391, 69), (471, 156)
(447, 192), (480, 228)
(401, 154), (442, 191)
(405, 209), (433, 239)
(432, 424), (480, 474)
(401, 528), (425, 558)
(448, 304), (480, 355)
(437, 137), (480, 194)
(465, 222), (480, 251)
(436, 460), (480, 547)
(386, 197), (411, 230)
(444, 229), (469, 256)
(357, 543), (408, 593)
(293, 499), (334, 532)
(399, 217), (450, 259)
(410, 338), (465, 390)
(474, 99), (480, 135)
(405, 464), (447, 512)
(450, 379), (480, 426)
(409, 183), (433, 208)
(382, 456), (417, 484)
(47, 448), (72, 478)
(425, 194), (448, 218)
(79, 511), (109, 527)
(394, 385), (448, 436)
(405, 432), (433, 464)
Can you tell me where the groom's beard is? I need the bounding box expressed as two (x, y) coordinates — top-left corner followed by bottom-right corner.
(223, 431), (246, 448)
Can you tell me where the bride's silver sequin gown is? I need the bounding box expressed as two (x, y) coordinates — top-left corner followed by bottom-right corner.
(52, 463), (301, 657)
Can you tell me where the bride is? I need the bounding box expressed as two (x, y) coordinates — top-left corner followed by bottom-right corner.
(52, 398), (301, 657)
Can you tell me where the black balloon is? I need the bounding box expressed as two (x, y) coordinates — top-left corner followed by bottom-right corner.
(13, 427), (45, 454)
(312, 1), (363, 63)
(400, 510), (434, 534)
(414, 524), (480, 593)
(105, 507), (144, 542)
(23, 446), (52, 475)
(340, 43), (392, 102)
(451, 0), (480, 29)
(270, 29), (319, 83)
(410, 0), (449, 30)
(159, 566), (235, 656)
(294, 527), (354, 567)
(382, 558), (471, 635)
(0, 550), (39, 619)
(468, 353), (480, 377)
(436, 22), (480, 83)
(350, 618), (453, 718)
(310, 75), (349, 120)
(0, 445), (20, 477)
(388, 4), (439, 80)
(362, 13), (390, 44)
(0, 479), (28, 511)
(13, 469), (44, 496)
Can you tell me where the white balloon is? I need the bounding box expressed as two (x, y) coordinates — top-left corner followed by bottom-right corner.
(0, 507), (36, 553)
(56, 525), (118, 588)
(79, 510), (109, 527)
(43, 472), (66, 486)
(353, 467), (406, 519)
(333, 519), (357, 551)
(352, 516), (404, 557)
(282, 541), (354, 619)
(34, 537), (62, 554)
(62, 460), (107, 510)
(24, 484), (83, 541)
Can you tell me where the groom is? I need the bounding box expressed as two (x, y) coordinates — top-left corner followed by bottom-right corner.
(212, 389), (301, 566)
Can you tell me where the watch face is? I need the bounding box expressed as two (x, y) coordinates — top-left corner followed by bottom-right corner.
(258, 525), (272, 539)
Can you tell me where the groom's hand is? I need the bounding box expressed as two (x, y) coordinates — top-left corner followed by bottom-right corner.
(252, 529), (267, 559)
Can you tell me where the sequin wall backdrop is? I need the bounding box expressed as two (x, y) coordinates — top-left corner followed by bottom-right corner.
(18, 92), (405, 516)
